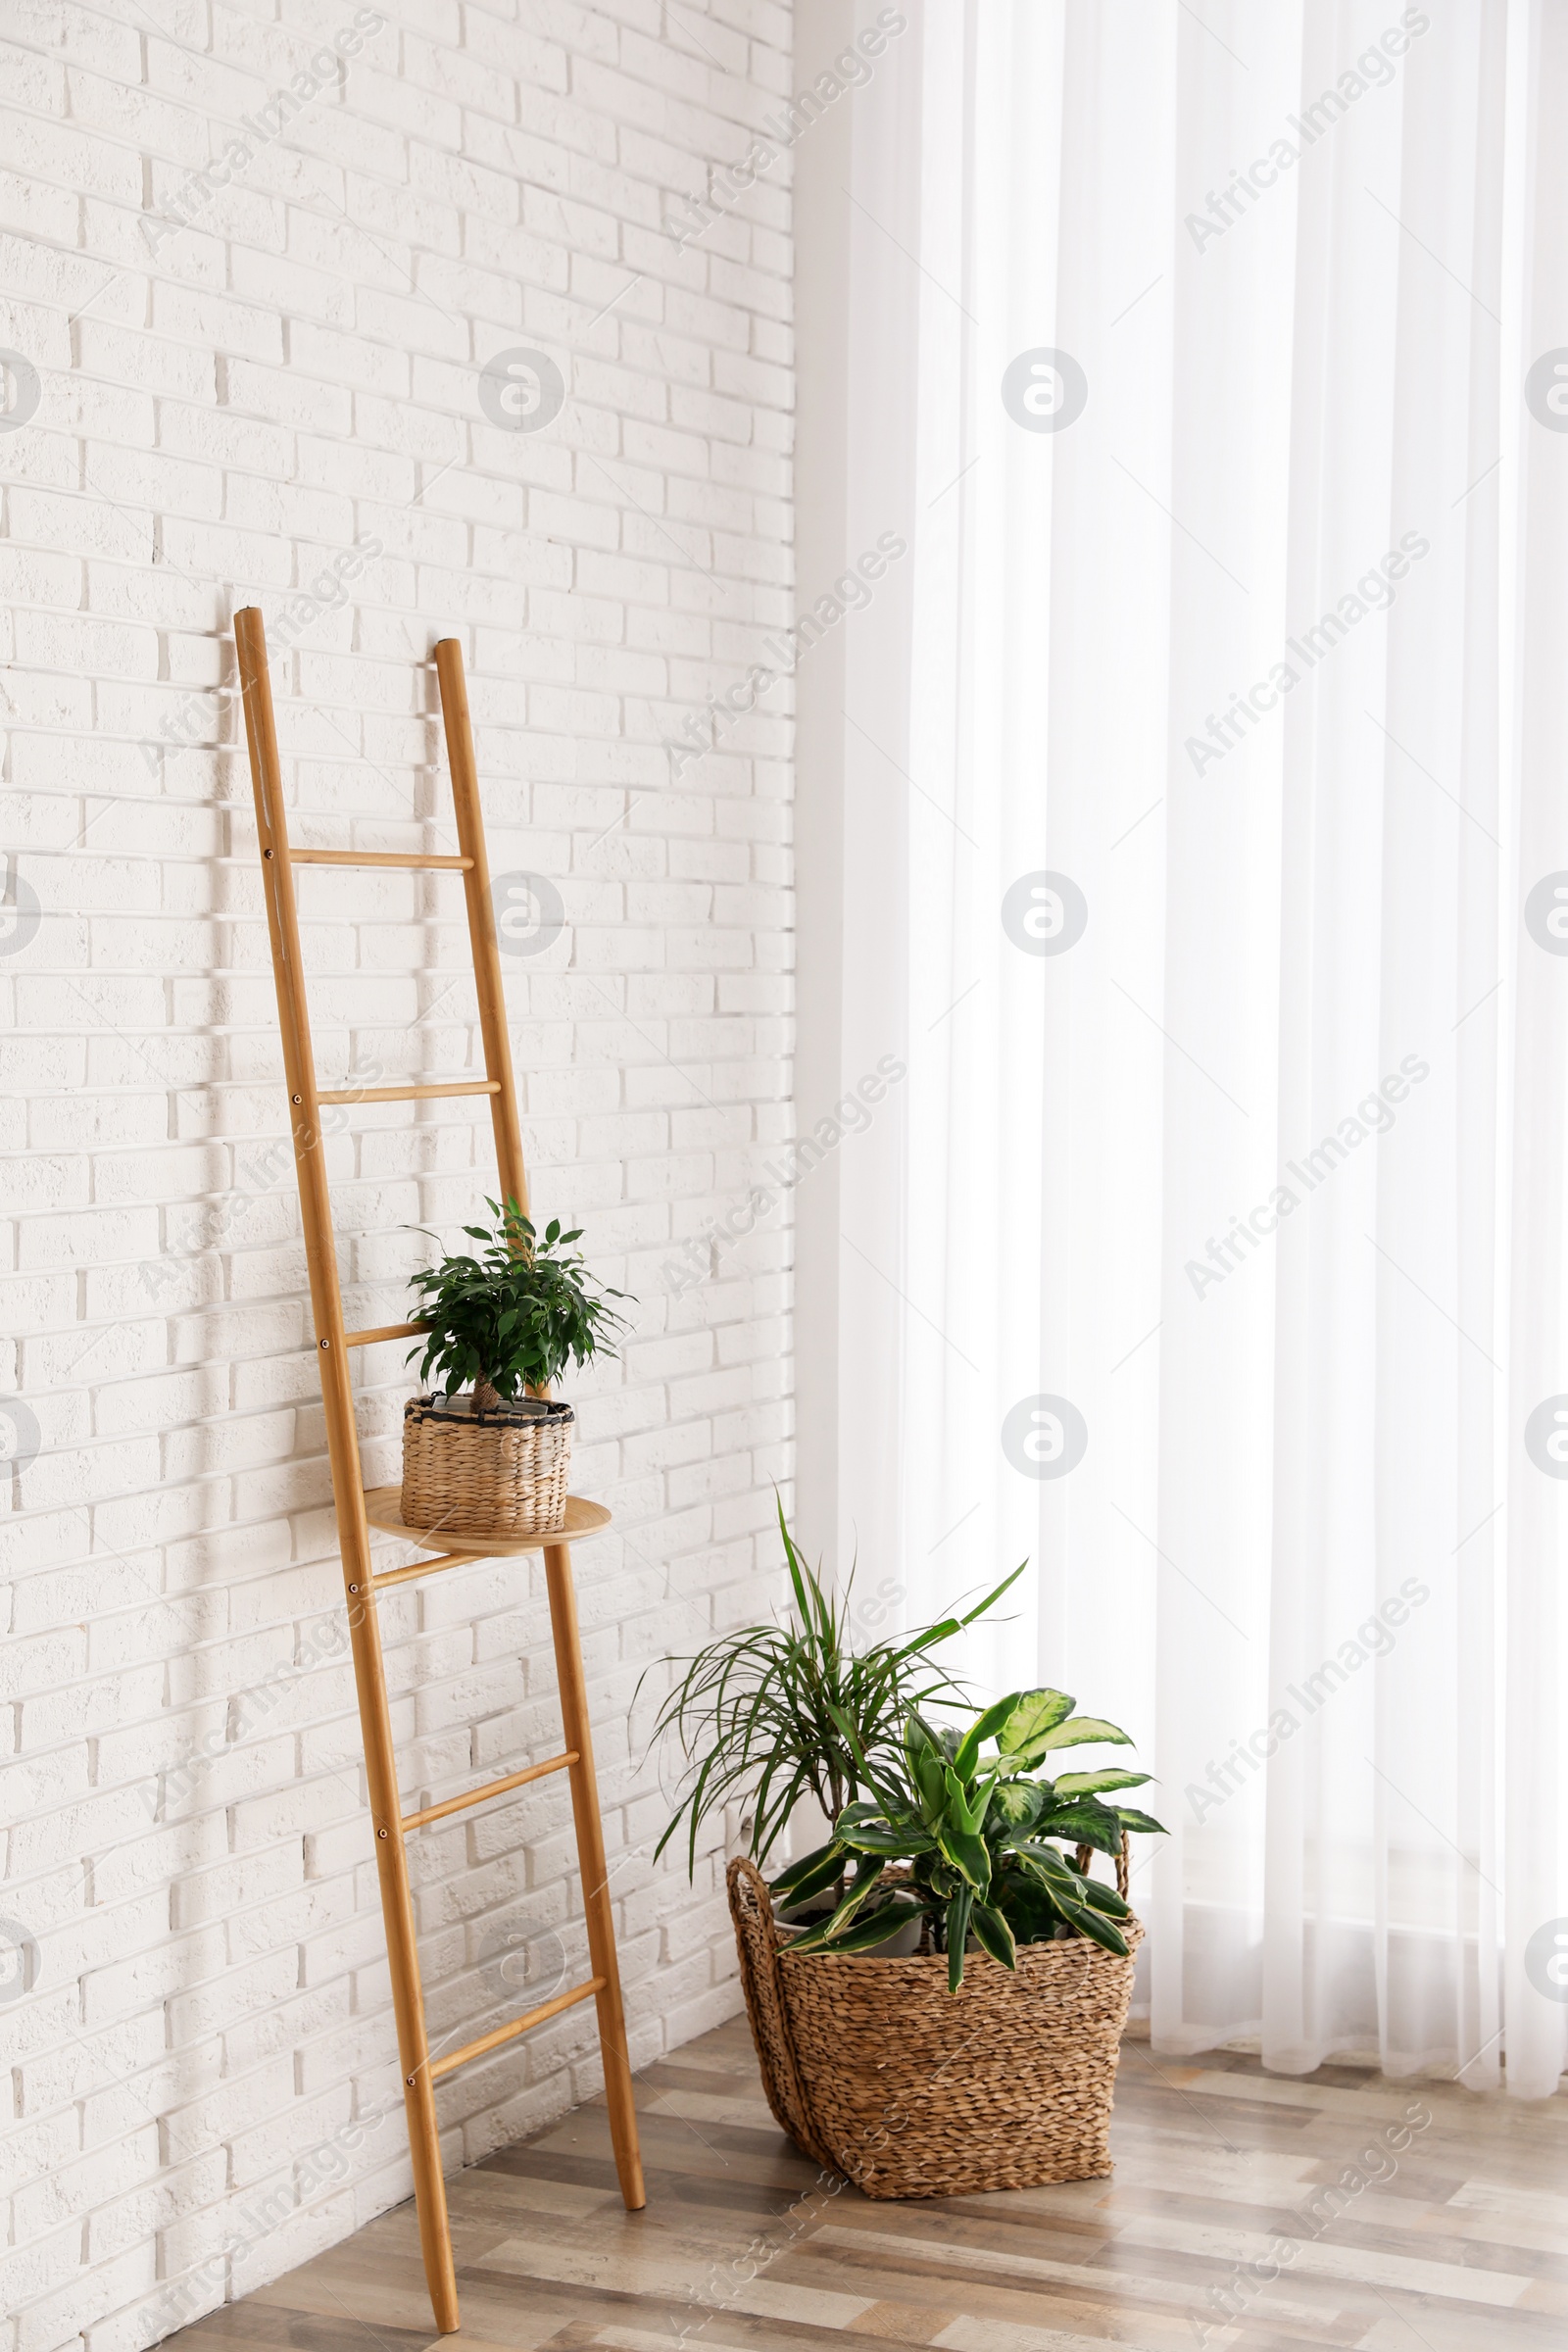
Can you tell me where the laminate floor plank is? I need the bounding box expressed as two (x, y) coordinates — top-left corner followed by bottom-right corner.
(158, 2017), (1568, 2352)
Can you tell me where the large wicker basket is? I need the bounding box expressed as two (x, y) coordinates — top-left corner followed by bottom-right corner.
(727, 1853), (1142, 2198)
(400, 1393), (572, 1539)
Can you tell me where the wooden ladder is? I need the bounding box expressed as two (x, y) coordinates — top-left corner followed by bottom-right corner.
(233, 612), (645, 2333)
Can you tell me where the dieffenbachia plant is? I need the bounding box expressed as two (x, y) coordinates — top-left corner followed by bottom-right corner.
(769, 1687), (1166, 1992)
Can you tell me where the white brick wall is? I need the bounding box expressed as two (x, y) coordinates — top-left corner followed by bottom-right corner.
(0, 4), (796, 2346)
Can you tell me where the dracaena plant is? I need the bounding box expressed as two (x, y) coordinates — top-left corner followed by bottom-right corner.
(407, 1196), (626, 1411)
(770, 1687), (1166, 1992)
(646, 1499), (1024, 1877)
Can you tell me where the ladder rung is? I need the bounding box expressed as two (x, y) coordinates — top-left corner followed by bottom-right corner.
(401, 1751), (577, 1833)
(288, 849), (473, 869)
(345, 1320), (427, 1348)
(428, 1976), (605, 2081)
(318, 1079), (500, 1104)
(370, 1548), (468, 1589)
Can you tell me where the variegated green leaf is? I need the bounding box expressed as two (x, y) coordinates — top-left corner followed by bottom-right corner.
(1036, 1714), (1134, 1752)
(946, 1886), (974, 1991)
(1052, 1768), (1152, 1797)
(1036, 1798), (1125, 1857)
(1010, 1838), (1087, 1885)
(814, 1860), (887, 1939)
(969, 1900), (1017, 1972)
(952, 1692), (1025, 1780)
(992, 1779), (1045, 1829)
(1051, 1893), (1130, 1955)
(996, 1689), (1075, 1756)
(936, 1821), (992, 1898)
(839, 1820), (926, 1856)
(787, 1896), (923, 1956)
(768, 1840), (846, 1903)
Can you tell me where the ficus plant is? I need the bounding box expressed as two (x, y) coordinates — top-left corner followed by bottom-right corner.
(407, 1196), (627, 1411)
(646, 1498), (1024, 1877)
(770, 1688), (1166, 1992)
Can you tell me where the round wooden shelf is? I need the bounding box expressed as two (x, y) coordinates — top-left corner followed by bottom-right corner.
(363, 1486), (612, 1556)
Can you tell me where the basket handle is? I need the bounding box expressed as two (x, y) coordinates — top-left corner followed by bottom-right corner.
(1074, 1832), (1131, 1901)
(726, 1857), (839, 2175)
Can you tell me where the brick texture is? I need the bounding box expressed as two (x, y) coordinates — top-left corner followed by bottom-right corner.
(0, 4), (795, 2346)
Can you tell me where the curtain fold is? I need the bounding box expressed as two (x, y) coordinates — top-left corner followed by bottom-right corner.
(825, 0), (1568, 2092)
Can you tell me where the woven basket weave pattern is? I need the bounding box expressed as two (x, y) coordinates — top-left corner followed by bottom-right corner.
(400, 1396), (572, 1538)
(728, 1855), (1142, 2198)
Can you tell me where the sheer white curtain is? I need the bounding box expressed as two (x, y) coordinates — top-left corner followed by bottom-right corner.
(821, 0), (1568, 2092)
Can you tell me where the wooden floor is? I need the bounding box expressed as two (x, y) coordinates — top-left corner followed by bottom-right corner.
(164, 2014), (1568, 2352)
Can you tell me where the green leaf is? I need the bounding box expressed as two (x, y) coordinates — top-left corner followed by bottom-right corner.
(991, 1869), (1066, 1945)
(946, 1885), (974, 1992)
(1036, 1715), (1134, 1752)
(1052, 1894), (1130, 1956)
(969, 1900), (1017, 1972)
(1036, 1798), (1125, 1857)
(836, 1799), (886, 1831)
(768, 1841), (847, 1904)
(777, 1495), (826, 1646)
(942, 1762), (989, 1837)
(1009, 1839), (1091, 1891)
(814, 1859), (888, 1940)
(906, 1707), (949, 1758)
(1078, 1877), (1131, 1920)
(1114, 1806), (1168, 1836)
(906, 1721), (948, 1820)
(952, 1692), (1024, 1781)
(1052, 1768), (1152, 1797)
(997, 1688), (1076, 1756)
(822, 1695), (875, 1783)
(788, 1897), (924, 1956)
(991, 1779), (1045, 1829)
(839, 1820), (926, 1857)
(935, 1821), (992, 1898)
(958, 1561), (1028, 1628)
(892, 1561), (1027, 1665)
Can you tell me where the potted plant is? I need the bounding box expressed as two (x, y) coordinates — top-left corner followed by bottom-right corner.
(647, 1503), (1167, 2197)
(727, 1688), (1165, 2198)
(400, 1196), (625, 1539)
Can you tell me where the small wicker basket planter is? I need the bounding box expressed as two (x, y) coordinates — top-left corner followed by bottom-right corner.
(400, 1392), (573, 1539)
(728, 1854), (1142, 2198)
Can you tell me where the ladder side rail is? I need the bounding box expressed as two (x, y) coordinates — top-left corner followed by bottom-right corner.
(435, 635), (646, 2213)
(544, 1544), (647, 2209)
(234, 612), (354, 1390)
(434, 637), (532, 1219)
(233, 609), (461, 2332)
